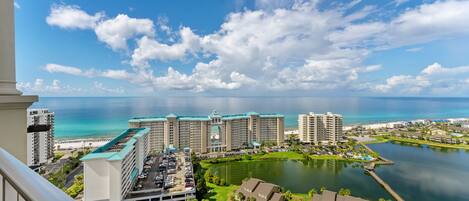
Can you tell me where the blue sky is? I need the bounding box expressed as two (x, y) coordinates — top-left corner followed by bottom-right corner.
(14, 0), (469, 96)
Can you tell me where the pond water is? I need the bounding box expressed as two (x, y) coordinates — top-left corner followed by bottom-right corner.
(369, 142), (469, 201)
(209, 142), (469, 201)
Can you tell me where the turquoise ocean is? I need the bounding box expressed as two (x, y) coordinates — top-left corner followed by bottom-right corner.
(31, 97), (469, 139)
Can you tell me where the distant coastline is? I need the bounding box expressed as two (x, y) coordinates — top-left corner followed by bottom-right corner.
(55, 116), (468, 148)
(36, 96), (469, 141)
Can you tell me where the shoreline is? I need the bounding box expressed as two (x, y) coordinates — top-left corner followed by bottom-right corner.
(383, 136), (469, 150)
(55, 137), (112, 150)
(54, 116), (468, 142)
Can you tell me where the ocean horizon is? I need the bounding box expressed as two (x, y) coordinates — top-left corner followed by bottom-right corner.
(31, 96), (469, 140)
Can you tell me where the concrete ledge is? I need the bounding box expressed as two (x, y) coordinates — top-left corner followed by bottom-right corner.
(0, 95), (38, 109)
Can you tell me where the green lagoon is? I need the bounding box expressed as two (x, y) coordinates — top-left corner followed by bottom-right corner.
(209, 143), (469, 201)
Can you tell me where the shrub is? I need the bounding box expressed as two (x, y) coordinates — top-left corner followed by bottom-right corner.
(65, 174), (84, 198)
(338, 188), (351, 196)
(213, 176), (221, 185)
(220, 178), (226, 186)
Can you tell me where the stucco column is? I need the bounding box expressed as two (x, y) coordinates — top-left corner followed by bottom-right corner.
(0, 0), (37, 163)
(0, 0), (20, 95)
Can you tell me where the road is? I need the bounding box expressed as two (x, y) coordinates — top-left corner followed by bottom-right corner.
(64, 164), (83, 188)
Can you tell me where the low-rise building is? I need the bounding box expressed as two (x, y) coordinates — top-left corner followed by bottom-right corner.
(428, 135), (460, 144)
(312, 190), (367, 201)
(26, 108), (54, 167)
(236, 178), (284, 201)
(81, 128), (150, 201)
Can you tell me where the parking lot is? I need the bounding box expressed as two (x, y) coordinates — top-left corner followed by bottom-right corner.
(127, 151), (195, 199)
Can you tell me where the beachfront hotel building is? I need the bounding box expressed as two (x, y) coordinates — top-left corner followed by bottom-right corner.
(298, 112), (343, 145)
(129, 111), (285, 153)
(81, 128), (150, 201)
(26, 109), (55, 167)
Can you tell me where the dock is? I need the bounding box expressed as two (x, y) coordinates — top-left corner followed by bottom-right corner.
(366, 170), (404, 201)
(361, 143), (405, 201)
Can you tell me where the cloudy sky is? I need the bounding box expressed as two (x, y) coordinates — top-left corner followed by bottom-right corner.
(14, 0), (469, 96)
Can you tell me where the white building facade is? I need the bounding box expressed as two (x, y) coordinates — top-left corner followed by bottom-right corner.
(129, 111), (284, 153)
(81, 128), (150, 201)
(26, 109), (54, 167)
(298, 112), (343, 145)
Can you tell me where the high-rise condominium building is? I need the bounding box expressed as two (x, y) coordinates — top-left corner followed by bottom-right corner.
(26, 109), (54, 167)
(81, 128), (150, 201)
(129, 111), (284, 153)
(298, 112), (343, 145)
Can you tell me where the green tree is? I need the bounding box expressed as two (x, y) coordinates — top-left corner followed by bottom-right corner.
(247, 197), (257, 201)
(193, 157), (208, 200)
(213, 176), (221, 185)
(378, 198), (392, 201)
(284, 191), (293, 201)
(308, 188), (317, 197)
(320, 186), (326, 193)
(64, 174), (84, 198)
(220, 178), (226, 186)
(237, 192), (246, 201)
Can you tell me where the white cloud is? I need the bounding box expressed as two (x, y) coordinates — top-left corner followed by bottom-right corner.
(131, 27), (200, 66)
(47, 5), (154, 50)
(421, 63), (469, 75)
(14, 1), (20, 9)
(100, 69), (131, 80)
(45, 63), (92, 76)
(93, 81), (125, 94)
(45, 63), (134, 80)
(94, 14), (154, 50)
(394, 0), (409, 6)
(373, 63), (469, 95)
(45, 1), (469, 95)
(46, 5), (103, 29)
(17, 79), (83, 94)
(330, 1), (469, 48)
(405, 47), (422, 52)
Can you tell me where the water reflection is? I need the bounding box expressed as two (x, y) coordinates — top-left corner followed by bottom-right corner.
(370, 143), (469, 201)
(209, 159), (391, 201)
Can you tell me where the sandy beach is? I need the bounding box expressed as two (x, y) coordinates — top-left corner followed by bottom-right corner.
(55, 138), (111, 150)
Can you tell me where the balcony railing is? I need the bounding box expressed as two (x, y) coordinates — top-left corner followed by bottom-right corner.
(0, 148), (73, 201)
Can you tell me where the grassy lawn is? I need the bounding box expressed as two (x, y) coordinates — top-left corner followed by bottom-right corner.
(206, 182), (238, 201)
(206, 182), (312, 201)
(388, 136), (469, 150)
(201, 151), (366, 169)
(253, 151), (305, 160)
(309, 155), (368, 162)
(363, 135), (390, 144)
(291, 193), (310, 201)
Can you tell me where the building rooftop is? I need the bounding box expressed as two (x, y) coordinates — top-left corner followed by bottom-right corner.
(336, 195), (367, 201)
(129, 112), (284, 122)
(312, 190), (367, 201)
(236, 178), (284, 201)
(241, 178), (263, 193)
(81, 128), (149, 161)
(253, 182), (279, 200)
